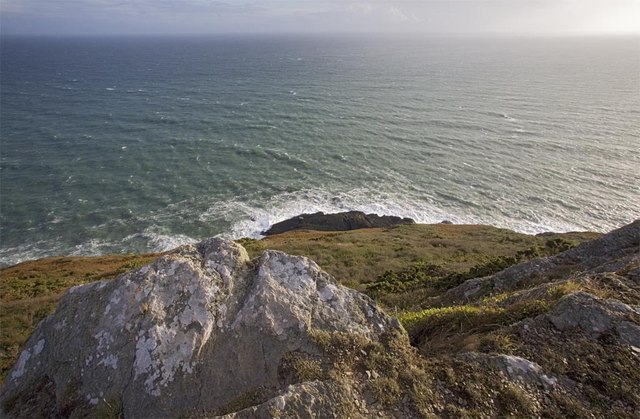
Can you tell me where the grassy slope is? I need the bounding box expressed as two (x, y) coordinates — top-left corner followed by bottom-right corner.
(0, 224), (598, 382)
(240, 224), (597, 290)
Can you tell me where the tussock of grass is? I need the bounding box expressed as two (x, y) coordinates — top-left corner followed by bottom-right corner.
(399, 305), (504, 336)
(308, 329), (439, 416)
(278, 351), (326, 383)
(368, 377), (401, 407)
(547, 280), (584, 299)
(495, 382), (537, 416)
(398, 300), (552, 352)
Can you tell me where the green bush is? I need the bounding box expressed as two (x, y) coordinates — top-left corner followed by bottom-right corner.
(367, 241), (578, 298)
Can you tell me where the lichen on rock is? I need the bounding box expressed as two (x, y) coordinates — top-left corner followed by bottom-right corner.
(0, 238), (403, 418)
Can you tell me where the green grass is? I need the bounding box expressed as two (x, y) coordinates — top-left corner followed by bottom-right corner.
(366, 237), (583, 309)
(395, 281), (592, 355)
(397, 300), (551, 354)
(241, 225), (597, 294)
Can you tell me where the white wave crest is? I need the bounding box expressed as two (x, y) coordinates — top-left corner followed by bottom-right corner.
(206, 188), (461, 240)
(120, 227), (198, 252)
(203, 187), (594, 240)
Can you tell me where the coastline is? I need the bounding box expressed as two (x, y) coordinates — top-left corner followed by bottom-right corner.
(0, 220), (599, 271)
(0, 221), (600, 380)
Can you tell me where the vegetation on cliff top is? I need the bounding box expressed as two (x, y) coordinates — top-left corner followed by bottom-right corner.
(2, 220), (638, 417)
(0, 224), (597, 382)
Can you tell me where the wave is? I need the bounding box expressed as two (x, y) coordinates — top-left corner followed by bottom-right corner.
(480, 110), (518, 121)
(209, 187), (590, 241)
(0, 227), (198, 268)
(0, 186), (625, 268)
(0, 241), (66, 269)
(120, 228), (198, 252)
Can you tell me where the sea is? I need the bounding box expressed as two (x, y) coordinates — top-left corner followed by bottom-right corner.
(1, 35), (638, 267)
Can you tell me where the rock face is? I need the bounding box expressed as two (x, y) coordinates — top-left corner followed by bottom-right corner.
(0, 239), (402, 418)
(405, 220), (640, 417)
(545, 291), (640, 346)
(440, 219), (640, 304)
(262, 211), (415, 235)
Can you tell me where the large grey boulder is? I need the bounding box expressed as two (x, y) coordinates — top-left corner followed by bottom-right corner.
(0, 238), (401, 418)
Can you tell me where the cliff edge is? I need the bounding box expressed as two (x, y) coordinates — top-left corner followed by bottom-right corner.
(1, 221), (638, 417)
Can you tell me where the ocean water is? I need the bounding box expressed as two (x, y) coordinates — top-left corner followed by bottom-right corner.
(1, 35), (638, 266)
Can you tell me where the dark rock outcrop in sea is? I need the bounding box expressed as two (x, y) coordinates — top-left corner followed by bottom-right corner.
(262, 211), (415, 235)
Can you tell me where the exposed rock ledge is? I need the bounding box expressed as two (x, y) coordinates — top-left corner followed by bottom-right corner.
(438, 219), (640, 305)
(0, 238), (403, 418)
(262, 211), (415, 235)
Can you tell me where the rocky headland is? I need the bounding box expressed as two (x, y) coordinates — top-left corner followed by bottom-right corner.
(262, 210), (415, 235)
(1, 220), (638, 417)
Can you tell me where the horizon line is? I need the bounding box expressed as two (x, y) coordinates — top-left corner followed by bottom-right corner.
(2, 31), (639, 39)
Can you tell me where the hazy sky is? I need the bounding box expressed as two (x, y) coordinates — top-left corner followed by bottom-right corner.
(1, 0), (639, 36)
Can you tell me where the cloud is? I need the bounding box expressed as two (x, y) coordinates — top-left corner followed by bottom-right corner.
(1, 0), (638, 35)
(299, 1), (424, 30)
(0, 0), (272, 35)
(347, 3), (374, 15)
(387, 6), (421, 23)
(1, 0), (266, 16)
(151, 1), (266, 15)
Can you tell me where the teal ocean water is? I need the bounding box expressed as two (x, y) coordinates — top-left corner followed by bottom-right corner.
(1, 35), (639, 266)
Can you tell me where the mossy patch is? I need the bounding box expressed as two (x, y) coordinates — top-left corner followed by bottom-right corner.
(514, 326), (640, 416)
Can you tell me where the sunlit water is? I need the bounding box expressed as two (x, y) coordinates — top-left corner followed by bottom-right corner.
(1, 35), (638, 266)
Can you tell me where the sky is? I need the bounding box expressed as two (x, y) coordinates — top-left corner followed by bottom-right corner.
(1, 0), (639, 36)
